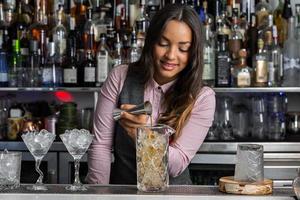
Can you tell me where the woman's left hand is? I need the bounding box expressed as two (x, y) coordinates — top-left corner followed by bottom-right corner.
(119, 104), (149, 141)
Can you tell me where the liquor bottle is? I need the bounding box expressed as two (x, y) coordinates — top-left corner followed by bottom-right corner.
(43, 41), (63, 87)
(273, 0), (284, 47)
(296, 4), (300, 40)
(216, 34), (231, 87)
(283, 17), (300, 87)
(83, 7), (96, 55)
(247, 13), (258, 68)
(129, 30), (141, 63)
(255, 0), (271, 29)
(83, 50), (96, 87)
(96, 33), (111, 86)
(63, 17), (78, 87)
(28, 40), (41, 87)
(112, 33), (123, 67)
(281, 0), (293, 47)
(271, 25), (283, 86)
(229, 8), (243, 60)
(203, 24), (215, 87)
(0, 44), (8, 87)
(52, 4), (67, 65)
(263, 30), (274, 87)
(71, 0), (88, 31)
(28, 0), (48, 44)
(202, 0), (214, 25)
(135, 0), (150, 49)
(254, 39), (268, 87)
(115, 0), (125, 31)
(9, 40), (23, 87)
(234, 51), (252, 88)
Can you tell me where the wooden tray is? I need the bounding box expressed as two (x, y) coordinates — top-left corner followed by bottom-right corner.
(219, 176), (273, 195)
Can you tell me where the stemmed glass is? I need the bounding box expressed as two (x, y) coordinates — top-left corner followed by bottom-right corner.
(60, 129), (94, 191)
(21, 129), (55, 190)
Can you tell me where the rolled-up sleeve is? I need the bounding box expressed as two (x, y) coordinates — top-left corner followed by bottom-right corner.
(86, 65), (128, 184)
(168, 87), (216, 177)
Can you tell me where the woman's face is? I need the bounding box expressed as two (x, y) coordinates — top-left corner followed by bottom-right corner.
(153, 20), (192, 85)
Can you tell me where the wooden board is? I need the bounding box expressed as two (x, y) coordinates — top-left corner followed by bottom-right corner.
(219, 176), (273, 195)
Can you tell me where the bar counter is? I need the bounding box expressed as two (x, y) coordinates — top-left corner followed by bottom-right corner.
(0, 185), (297, 200)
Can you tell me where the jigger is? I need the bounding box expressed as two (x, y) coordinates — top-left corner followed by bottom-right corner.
(113, 101), (152, 121)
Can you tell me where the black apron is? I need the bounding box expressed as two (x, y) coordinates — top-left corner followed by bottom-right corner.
(109, 65), (192, 185)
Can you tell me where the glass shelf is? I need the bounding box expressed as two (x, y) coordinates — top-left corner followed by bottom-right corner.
(0, 87), (101, 92)
(213, 87), (300, 93)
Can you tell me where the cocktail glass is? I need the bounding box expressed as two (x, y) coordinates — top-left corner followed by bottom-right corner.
(60, 129), (94, 191)
(21, 129), (55, 190)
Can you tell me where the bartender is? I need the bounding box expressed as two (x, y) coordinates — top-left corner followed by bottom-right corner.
(86, 4), (215, 185)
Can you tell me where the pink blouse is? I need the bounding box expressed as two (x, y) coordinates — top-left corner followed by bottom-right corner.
(86, 65), (216, 184)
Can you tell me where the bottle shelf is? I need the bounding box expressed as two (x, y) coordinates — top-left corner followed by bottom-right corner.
(0, 87), (299, 93)
(213, 87), (300, 93)
(0, 87), (101, 92)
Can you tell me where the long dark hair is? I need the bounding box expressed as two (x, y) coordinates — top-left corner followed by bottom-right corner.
(134, 4), (204, 141)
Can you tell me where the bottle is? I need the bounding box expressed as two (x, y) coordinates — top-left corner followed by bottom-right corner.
(229, 8), (243, 60)
(296, 4), (300, 40)
(112, 33), (123, 67)
(255, 0), (271, 29)
(283, 17), (300, 87)
(28, 0), (48, 43)
(83, 50), (96, 87)
(263, 30), (275, 87)
(63, 18), (78, 87)
(234, 49), (252, 87)
(0, 44), (8, 87)
(203, 24), (215, 87)
(9, 40), (23, 87)
(273, 0), (284, 47)
(129, 30), (141, 63)
(135, 0), (150, 49)
(216, 34), (231, 87)
(42, 42), (54, 87)
(96, 33), (111, 86)
(271, 26), (283, 87)
(28, 40), (41, 87)
(52, 4), (67, 65)
(83, 7), (96, 55)
(247, 13), (258, 68)
(254, 39), (268, 87)
(281, 0), (293, 47)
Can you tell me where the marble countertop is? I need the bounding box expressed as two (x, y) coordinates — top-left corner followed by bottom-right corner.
(0, 185), (297, 200)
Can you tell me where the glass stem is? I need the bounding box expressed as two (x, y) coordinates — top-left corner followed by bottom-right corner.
(35, 158), (44, 185)
(74, 158), (81, 186)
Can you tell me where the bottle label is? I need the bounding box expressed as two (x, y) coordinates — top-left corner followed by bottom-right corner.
(237, 71), (251, 87)
(0, 72), (8, 82)
(256, 60), (268, 83)
(84, 67), (95, 82)
(268, 62), (275, 83)
(217, 55), (230, 85)
(42, 68), (53, 83)
(283, 56), (300, 70)
(63, 68), (77, 83)
(203, 46), (215, 80)
(97, 53), (108, 82)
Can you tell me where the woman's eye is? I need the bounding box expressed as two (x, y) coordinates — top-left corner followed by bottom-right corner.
(179, 47), (190, 52)
(158, 43), (169, 47)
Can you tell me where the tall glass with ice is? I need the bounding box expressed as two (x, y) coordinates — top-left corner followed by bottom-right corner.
(136, 124), (175, 192)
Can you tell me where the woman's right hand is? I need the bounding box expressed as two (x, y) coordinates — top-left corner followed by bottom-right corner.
(118, 104), (149, 141)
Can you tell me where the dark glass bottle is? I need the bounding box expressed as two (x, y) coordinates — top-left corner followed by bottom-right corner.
(83, 50), (95, 87)
(216, 34), (231, 87)
(64, 17), (78, 87)
(247, 13), (258, 68)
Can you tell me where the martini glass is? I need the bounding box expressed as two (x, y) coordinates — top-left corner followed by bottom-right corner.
(60, 129), (94, 191)
(21, 129), (55, 190)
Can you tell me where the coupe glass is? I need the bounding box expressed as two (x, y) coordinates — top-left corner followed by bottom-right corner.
(60, 129), (94, 191)
(21, 129), (55, 190)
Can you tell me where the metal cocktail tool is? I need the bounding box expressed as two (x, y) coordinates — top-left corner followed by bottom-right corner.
(113, 101), (152, 121)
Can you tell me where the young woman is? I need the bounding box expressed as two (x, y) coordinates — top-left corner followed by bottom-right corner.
(86, 4), (216, 185)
